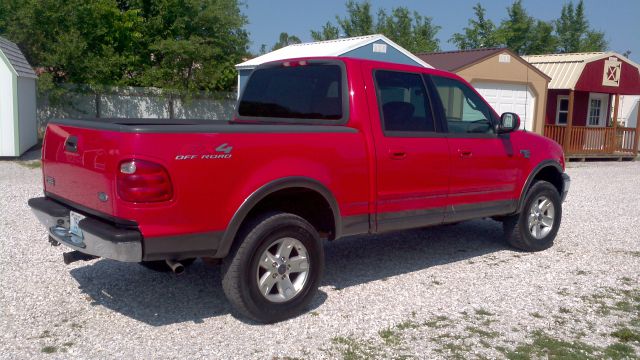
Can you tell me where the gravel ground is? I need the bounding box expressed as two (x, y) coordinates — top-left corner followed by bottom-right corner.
(1, 157), (639, 359)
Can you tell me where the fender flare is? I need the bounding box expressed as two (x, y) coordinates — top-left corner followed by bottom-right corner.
(516, 160), (563, 213)
(217, 176), (341, 258)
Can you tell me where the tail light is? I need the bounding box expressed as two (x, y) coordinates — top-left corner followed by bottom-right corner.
(117, 159), (173, 202)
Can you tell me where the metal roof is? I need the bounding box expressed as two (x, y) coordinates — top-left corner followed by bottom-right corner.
(0, 37), (37, 79)
(523, 52), (640, 90)
(235, 34), (433, 70)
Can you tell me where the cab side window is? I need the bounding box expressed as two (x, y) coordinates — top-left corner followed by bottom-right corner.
(430, 75), (495, 134)
(374, 70), (436, 133)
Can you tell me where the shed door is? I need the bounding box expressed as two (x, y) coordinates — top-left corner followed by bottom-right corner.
(472, 82), (535, 131)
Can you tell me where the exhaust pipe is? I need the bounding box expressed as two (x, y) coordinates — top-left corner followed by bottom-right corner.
(165, 259), (185, 275)
(63, 251), (99, 265)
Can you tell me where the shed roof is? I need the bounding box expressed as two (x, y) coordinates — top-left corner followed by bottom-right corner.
(417, 47), (550, 81)
(416, 48), (505, 72)
(523, 52), (640, 90)
(0, 37), (37, 79)
(235, 34), (433, 70)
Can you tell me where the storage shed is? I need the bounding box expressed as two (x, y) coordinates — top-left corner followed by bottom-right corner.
(524, 52), (640, 159)
(235, 34), (432, 95)
(0, 37), (37, 157)
(417, 48), (550, 134)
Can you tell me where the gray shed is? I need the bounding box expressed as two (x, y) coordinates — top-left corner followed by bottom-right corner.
(0, 36), (37, 157)
(235, 34), (433, 95)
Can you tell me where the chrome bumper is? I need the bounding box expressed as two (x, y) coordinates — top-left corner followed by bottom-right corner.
(561, 173), (570, 202)
(28, 197), (142, 262)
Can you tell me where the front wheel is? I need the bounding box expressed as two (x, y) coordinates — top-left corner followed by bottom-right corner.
(503, 181), (562, 251)
(222, 212), (324, 323)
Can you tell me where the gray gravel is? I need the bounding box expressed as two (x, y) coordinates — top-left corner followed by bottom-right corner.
(1, 158), (639, 359)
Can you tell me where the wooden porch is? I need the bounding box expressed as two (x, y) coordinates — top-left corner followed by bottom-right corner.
(543, 90), (640, 161)
(544, 125), (638, 160)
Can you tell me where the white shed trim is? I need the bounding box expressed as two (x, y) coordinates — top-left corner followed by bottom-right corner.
(235, 34), (433, 70)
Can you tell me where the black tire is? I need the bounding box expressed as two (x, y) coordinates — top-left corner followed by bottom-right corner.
(221, 212), (324, 323)
(503, 180), (562, 251)
(139, 258), (196, 272)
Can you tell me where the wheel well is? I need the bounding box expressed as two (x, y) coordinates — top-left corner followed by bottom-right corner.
(241, 187), (336, 240)
(532, 166), (563, 195)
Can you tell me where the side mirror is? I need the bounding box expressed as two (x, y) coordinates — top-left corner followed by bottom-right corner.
(498, 112), (520, 133)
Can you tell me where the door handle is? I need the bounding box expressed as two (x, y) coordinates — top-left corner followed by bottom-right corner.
(458, 149), (472, 158)
(65, 136), (78, 153)
(389, 150), (407, 160)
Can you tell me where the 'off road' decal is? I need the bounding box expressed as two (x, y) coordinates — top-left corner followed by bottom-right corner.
(176, 143), (233, 160)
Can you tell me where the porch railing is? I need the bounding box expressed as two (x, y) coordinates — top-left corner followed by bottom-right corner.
(544, 125), (638, 156)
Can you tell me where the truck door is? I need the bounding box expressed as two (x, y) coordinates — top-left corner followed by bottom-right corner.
(427, 74), (520, 222)
(362, 66), (450, 232)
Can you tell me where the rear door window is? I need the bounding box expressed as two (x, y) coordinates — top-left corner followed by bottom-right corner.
(237, 62), (345, 122)
(374, 70), (436, 134)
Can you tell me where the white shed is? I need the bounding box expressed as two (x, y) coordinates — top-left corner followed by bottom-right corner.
(235, 34), (433, 95)
(0, 36), (37, 157)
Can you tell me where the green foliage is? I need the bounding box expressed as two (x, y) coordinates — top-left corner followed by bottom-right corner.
(556, 0), (607, 53)
(376, 7), (440, 53)
(271, 32), (302, 51)
(311, 22), (341, 42)
(450, 4), (500, 50)
(310, 0), (440, 53)
(450, 0), (604, 55)
(337, 0), (374, 38)
(0, 0), (249, 93)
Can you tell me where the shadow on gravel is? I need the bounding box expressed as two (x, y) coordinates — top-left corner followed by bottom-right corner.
(69, 219), (509, 326)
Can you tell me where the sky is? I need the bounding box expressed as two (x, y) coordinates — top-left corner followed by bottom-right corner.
(243, 0), (640, 63)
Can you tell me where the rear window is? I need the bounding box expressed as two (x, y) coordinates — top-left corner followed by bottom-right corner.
(237, 63), (344, 121)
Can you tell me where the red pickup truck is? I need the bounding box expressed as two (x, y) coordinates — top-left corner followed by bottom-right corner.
(29, 57), (569, 323)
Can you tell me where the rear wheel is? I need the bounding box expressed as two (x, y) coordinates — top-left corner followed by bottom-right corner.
(503, 181), (562, 251)
(222, 212), (323, 323)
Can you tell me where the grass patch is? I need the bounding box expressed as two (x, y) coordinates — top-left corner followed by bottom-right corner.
(505, 330), (598, 360)
(559, 307), (572, 314)
(466, 326), (499, 339)
(378, 328), (402, 346)
(474, 308), (494, 317)
(396, 320), (420, 331)
(424, 316), (450, 329)
(530, 312), (544, 319)
(17, 160), (41, 169)
(331, 336), (382, 360)
(41, 346), (57, 354)
(309, 311), (319, 317)
(604, 343), (637, 359)
(62, 342), (74, 347)
(611, 328), (640, 343)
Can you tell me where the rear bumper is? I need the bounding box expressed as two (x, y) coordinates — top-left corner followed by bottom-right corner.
(561, 173), (570, 202)
(28, 197), (142, 262)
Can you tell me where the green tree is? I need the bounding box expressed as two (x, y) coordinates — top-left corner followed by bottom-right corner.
(310, 0), (441, 52)
(337, 0), (374, 37)
(497, 0), (534, 54)
(0, 0), (249, 93)
(555, 0), (607, 52)
(271, 32), (302, 51)
(527, 20), (557, 54)
(450, 3), (500, 50)
(311, 22), (341, 41)
(497, 0), (558, 55)
(376, 7), (440, 53)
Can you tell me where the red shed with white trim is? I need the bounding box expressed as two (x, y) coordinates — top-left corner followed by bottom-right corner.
(524, 52), (640, 160)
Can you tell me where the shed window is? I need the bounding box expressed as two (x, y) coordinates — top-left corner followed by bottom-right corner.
(556, 96), (569, 125)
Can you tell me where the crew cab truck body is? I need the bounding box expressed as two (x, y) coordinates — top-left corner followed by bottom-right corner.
(29, 57), (570, 323)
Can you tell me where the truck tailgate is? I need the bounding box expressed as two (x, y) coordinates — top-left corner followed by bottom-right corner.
(42, 123), (120, 215)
